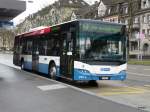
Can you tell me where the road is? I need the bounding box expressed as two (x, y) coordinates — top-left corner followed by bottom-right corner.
(0, 53), (150, 111)
(81, 65), (150, 111)
(0, 64), (143, 112)
(127, 65), (150, 83)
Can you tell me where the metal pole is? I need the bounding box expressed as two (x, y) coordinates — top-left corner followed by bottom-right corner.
(138, 38), (140, 60)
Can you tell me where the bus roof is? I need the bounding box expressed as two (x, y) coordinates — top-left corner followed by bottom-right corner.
(49, 19), (125, 28)
(16, 19), (125, 37)
(16, 26), (51, 37)
(78, 19), (125, 26)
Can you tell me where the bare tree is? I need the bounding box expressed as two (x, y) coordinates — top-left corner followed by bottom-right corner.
(0, 28), (15, 50)
(128, 0), (141, 59)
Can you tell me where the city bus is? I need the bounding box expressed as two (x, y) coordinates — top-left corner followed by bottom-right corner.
(13, 19), (127, 82)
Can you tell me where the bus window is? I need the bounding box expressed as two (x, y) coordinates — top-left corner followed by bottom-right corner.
(39, 39), (48, 55)
(27, 40), (32, 55)
(47, 38), (54, 56)
(14, 37), (20, 53)
(22, 39), (32, 55)
(22, 39), (27, 54)
(51, 39), (60, 56)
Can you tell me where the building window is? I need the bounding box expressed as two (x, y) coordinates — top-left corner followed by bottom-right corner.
(125, 19), (128, 24)
(134, 17), (139, 23)
(125, 7), (128, 14)
(143, 43), (149, 54)
(148, 29), (150, 35)
(143, 15), (147, 23)
(148, 15), (150, 23)
(69, 0), (73, 4)
(149, 0), (150, 7)
(142, 29), (145, 34)
(143, 0), (147, 8)
(108, 8), (111, 14)
(121, 19), (125, 24)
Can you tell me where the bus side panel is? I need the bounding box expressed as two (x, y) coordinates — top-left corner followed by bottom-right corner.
(22, 55), (32, 70)
(38, 56), (60, 75)
(38, 63), (49, 74)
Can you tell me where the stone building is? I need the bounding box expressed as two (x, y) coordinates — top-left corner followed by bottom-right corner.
(97, 0), (150, 57)
(138, 0), (150, 56)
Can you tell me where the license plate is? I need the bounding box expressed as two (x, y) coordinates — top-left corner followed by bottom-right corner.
(101, 76), (109, 80)
(101, 68), (110, 71)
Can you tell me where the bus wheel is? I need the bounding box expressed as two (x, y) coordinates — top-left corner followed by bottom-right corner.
(21, 61), (24, 70)
(88, 80), (97, 86)
(49, 63), (57, 80)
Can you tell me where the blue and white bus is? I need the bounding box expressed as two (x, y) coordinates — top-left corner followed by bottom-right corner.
(13, 19), (127, 82)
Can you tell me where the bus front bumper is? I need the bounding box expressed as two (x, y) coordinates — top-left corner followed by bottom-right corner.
(74, 69), (127, 81)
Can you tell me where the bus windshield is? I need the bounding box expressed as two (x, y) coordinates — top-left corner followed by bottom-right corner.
(78, 22), (126, 62)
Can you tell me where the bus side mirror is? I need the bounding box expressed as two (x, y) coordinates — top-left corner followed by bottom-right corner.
(67, 32), (71, 42)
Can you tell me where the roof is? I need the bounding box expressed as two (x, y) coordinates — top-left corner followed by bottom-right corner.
(0, 0), (26, 21)
(102, 0), (126, 5)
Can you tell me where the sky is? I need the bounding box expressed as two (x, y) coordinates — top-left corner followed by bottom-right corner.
(13, 0), (98, 25)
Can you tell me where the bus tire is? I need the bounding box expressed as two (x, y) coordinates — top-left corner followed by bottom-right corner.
(21, 60), (24, 70)
(88, 80), (97, 86)
(49, 63), (57, 80)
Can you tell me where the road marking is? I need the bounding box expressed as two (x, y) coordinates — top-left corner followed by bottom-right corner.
(144, 69), (150, 71)
(127, 72), (150, 77)
(128, 68), (136, 70)
(97, 87), (146, 96)
(37, 84), (67, 91)
(144, 85), (150, 90)
(98, 91), (144, 96)
(144, 85), (150, 87)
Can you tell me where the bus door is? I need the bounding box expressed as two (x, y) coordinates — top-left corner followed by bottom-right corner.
(60, 32), (74, 78)
(32, 39), (39, 71)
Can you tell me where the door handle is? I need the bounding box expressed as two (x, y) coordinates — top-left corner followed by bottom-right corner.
(44, 58), (47, 60)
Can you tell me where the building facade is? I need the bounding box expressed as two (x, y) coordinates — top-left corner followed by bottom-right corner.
(97, 0), (150, 58)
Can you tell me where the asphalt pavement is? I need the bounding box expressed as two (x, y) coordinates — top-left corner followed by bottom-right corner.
(0, 53), (150, 111)
(127, 65), (150, 83)
(0, 64), (143, 112)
